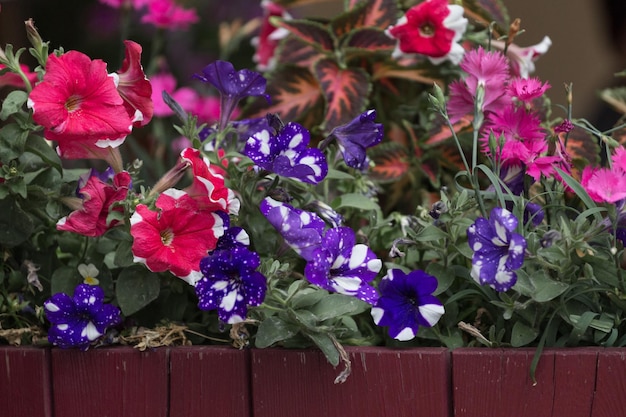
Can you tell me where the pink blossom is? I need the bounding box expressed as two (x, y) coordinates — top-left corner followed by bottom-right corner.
(386, 0), (468, 65)
(252, 1), (291, 71)
(612, 147), (626, 172)
(139, 0), (199, 31)
(581, 167), (626, 203)
(149, 72), (198, 117)
(492, 36), (552, 78)
(114, 40), (153, 127)
(130, 189), (225, 284)
(0, 64), (38, 89)
(508, 77), (550, 103)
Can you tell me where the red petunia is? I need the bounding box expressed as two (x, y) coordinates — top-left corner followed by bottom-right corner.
(57, 171), (132, 237)
(27, 50), (133, 159)
(115, 40), (153, 127)
(130, 189), (225, 284)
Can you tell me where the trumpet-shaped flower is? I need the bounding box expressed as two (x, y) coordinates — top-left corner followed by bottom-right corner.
(114, 40), (153, 127)
(44, 284), (121, 349)
(27, 50), (134, 159)
(371, 269), (444, 341)
(252, 0), (291, 71)
(386, 0), (468, 65)
(244, 122), (328, 184)
(492, 36), (552, 78)
(130, 189), (225, 284)
(196, 228), (267, 324)
(57, 171), (131, 237)
(305, 227), (381, 304)
(467, 207), (526, 291)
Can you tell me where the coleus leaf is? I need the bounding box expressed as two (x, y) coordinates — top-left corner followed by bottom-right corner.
(342, 28), (396, 57)
(243, 65), (323, 124)
(423, 115), (473, 147)
(313, 58), (370, 128)
(462, 0), (508, 35)
(368, 142), (411, 182)
(270, 17), (335, 52)
(344, 0), (400, 30)
(275, 36), (325, 70)
(371, 62), (441, 85)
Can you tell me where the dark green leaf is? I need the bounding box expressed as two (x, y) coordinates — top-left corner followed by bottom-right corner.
(25, 134), (62, 174)
(0, 90), (28, 121)
(50, 266), (82, 296)
(255, 316), (300, 348)
(511, 321), (538, 347)
(0, 199), (33, 247)
(310, 293), (369, 321)
(306, 332), (340, 366)
(115, 266), (160, 316)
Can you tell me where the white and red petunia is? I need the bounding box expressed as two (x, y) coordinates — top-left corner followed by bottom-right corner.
(252, 0), (291, 71)
(114, 40), (153, 127)
(130, 189), (225, 284)
(492, 36), (552, 78)
(386, 0), (468, 65)
(27, 51), (133, 159)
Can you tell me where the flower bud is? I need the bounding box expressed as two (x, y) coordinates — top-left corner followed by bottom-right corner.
(25, 19), (44, 52)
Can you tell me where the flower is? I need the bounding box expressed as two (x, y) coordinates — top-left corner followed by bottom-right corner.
(130, 189), (225, 284)
(195, 228), (267, 324)
(371, 269), (444, 341)
(44, 283), (121, 349)
(305, 227), (381, 304)
(252, 1), (291, 71)
(78, 264), (100, 285)
(386, 0), (468, 65)
(492, 36), (552, 78)
(138, 0), (199, 30)
(114, 40), (153, 127)
(467, 208), (527, 291)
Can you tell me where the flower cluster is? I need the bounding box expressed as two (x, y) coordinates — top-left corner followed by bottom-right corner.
(2, 0), (626, 375)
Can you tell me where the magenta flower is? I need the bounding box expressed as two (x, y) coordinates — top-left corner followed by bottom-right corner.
(508, 77), (551, 103)
(252, 1), (291, 71)
(371, 269), (444, 341)
(386, 0), (468, 65)
(138, 0), (199, 30)
(115, 40), (153, 127)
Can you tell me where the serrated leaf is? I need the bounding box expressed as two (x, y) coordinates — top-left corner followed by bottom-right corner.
(343, 28), (396, 55)
(369, 142), (410, 182)
(331, 1), (368, 37)
(310, 293), (368, 321)
(116, 266), (160, 316)
(272, 18), (334, 51)
(332, 192), (379, 211)
(255, 316), (300, 348)
(345, 0), (399, 30)
(372, 62), (441, 85)
(314, 59), (370, 128)
(275, 36), (325, 69)
(462, 0), (508, 35)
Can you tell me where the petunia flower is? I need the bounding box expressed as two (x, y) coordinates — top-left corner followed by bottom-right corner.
(304, 227), (381, 304)
(57, 170), (132, 237)
(467, 207), (527, 291)
(492, 36), (552, 78)
(195, 228), (267, 324)
(244, 121), (328, 184)
(323, 109), (383, 171)
(27, 50), (134, 160)
(44, 283), (122, 350)
(193, 60), (269, 130)
(252, 0), (291, 71)
(386, 0), (468, 65)
(260, 197), (325, 261)
(130, 188), (225, 284)
(371, 268), (444, 341)
(0, 63), (38, 89)
(138, 0), (199, 30)
(113, 40), (153, 127)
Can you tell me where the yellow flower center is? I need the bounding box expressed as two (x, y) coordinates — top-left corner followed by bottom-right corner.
(161, 228), (174, 246)
(65, 95), (83, 112)
(419, 22), (435, 37)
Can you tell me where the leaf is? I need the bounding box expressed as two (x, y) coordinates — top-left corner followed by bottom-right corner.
(372, 62), (441, 85)
(0, 124), (30, 161)
(275, 36), (325, 70)
(462, 0), (508, 35)
(529, 272), (569, 303)
(332, 192), (380, 211)
(0, 199), (33, 247)
(331, 1), (368, 37)
(25, 134), (62, 174)
(313, 58), (370, 128)
(50, 266), (83, 296)
(310, 293), (369, 321)
(368, 142), (411, 182)
(115, 266), (161, 316)
(343, 28), (396, 56)
(306, 332), (340, 366)
(511, 321), (539, 347)
(0, 90), (28, 121)
(271, 18), (334, 51)
(600, 86), (626, 115)
(255, 316), (300, 348)
(426, 262), (456, 295)
(345, 0), (400, 30)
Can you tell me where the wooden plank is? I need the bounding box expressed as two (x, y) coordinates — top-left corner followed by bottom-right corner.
(452, 348), (555, 417)
(551, 348), (597, 417)
(51, 346), (169, 417)
(169, 346), (250, 417)
(0, 347), (52, 417)
(591, 349), (626, 417)
(251, 346), (451, 417)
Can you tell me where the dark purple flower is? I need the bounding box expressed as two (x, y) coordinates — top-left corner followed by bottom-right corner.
(76, 166), (116, 196)
(467, 207), (527, 291)
(304, 227), (381, 304)
(524, 201), (544, 227)
(324, 109), (383, 170)
(193, 60), (269, 130)
(260, 197), (325, 261)
(44, 284), (121, 349)
(196, 229), (267, 324)
(371, 269), (444, 341)
(244, 122), (328, 184)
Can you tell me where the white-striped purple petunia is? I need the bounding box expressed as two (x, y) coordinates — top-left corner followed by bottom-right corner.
(371, 268), (444, 341)
(244, 122), (328, 184)
(467, 207), (527, 291)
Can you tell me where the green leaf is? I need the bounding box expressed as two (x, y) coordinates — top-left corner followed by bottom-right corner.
(529, 272), (569, 303)
(343, 28), (396, 56)
(255, 316), (300, 348)
(0, 90), (28, 121)
(306, 332), (340, 366)
(291, 288), (328, 309)
(0, 124), (29, 161)
(310, 293), (368, 321)
(271, 18), (334, 51)
(115, 267), (160, 316)
(325, 168), (355, 180)
(50, 266), (82, 296)
(25, 134), (62, 174)
(332, 192), (379, 211)
(114, 240), (135, 268)
(511, 321), (539, 347)
(426, 262), (456, 295)
(0, 199), (33, 247)
(413, 224), (448, 243)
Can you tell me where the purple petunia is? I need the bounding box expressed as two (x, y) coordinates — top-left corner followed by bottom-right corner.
(260, 197), (326, 261)
(195, 227), (267, 324)
(194, 60), (269, 130)
(244, 122), (328, 184)
(324, 109), (383, 170)
(44, 284), (122, 350)
(467, 207), (527, 291)
(305, 227), (381, 304)
(371, 269), (444, 341)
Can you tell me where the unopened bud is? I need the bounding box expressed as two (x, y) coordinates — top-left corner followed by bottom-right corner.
(25, 19), (44, 51)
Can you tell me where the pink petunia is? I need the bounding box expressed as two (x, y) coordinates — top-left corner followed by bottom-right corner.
(130, 189), (225, 284)
(0, 63), (38, 89)
(386, 0), (468, 65)
(139, 0), (199, 31)
(27, 51), (133, 159)
(57, 171), (131, 237)
(114, 40), (153, 127)
(149, 72), (198, 117)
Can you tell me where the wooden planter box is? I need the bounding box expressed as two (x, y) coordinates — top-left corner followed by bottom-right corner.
(1, 346), (624, 417)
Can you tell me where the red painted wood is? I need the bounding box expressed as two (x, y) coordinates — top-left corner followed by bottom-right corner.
(251, 346), (451, 417)
(0, 347), (52, 417)
(591, 349), (626, 417)
(51, 346), (168, 417)
(551, 348), (598, 417)
(169, 346), (250, 417)
(452, 348), (555, 417)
